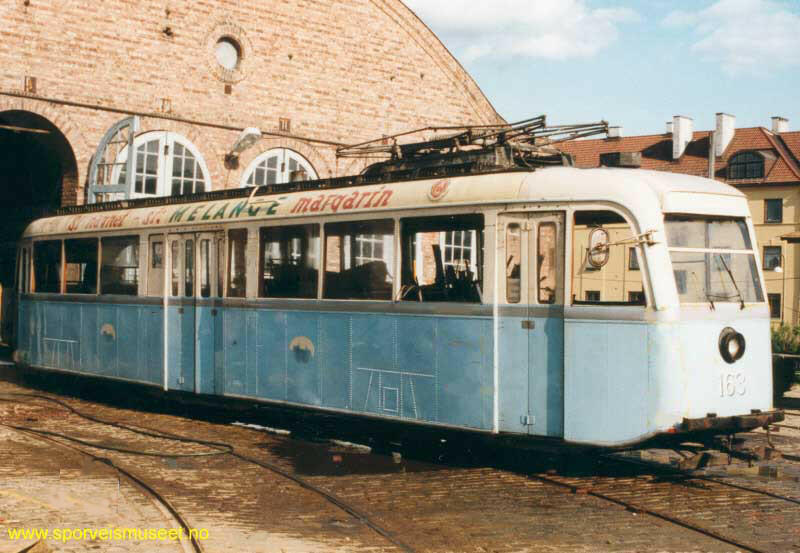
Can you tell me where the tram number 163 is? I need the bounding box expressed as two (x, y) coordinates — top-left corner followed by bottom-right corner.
(720, 373), (746, 397)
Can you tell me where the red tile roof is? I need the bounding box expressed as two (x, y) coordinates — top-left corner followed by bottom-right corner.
(558, 127), (800, 185)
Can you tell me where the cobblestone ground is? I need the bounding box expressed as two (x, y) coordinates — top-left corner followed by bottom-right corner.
(0, 365), (799, 553)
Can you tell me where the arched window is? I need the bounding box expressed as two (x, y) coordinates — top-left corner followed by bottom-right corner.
(241, 148), (317, 187)
(115, 132), (210, 198)
(728, 152), (764, 180)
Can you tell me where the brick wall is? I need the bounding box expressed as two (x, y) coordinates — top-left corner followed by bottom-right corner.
(1, 0), (502, 205)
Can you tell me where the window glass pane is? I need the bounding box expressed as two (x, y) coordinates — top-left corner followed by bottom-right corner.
(506, 223), (521, 304)
(171, 241), (179, 297)
(217, 238), (224, 298)
(20, 248), (30, 293)
(172, 156), (183, 178)
(764, 246), (782, 270)
(65, 238), (98, 294)
(538, 222), (556, 304)
(145, 176), (157, 195)
(148, 239), (164, 297)
(629, 247), (640, 270)
(259, 225), (319, 298)
(183, 157), (194, 179)
(200, 239), (211, 298)
(768, 293), (781, 319)
(184, 239), (194, 297)
(670, 251), (763, 304)
(665, 217), (751, 250)
(227, 229), (247, 298)
(146, 150), (158, 173)
(628, 291), (645, 305)
(33, 240), (62, 294)
(100, 236), (139, 296)
(325, 219), (394, 300)
(572, 211), (645, 305)
(766, 199), (783, 223)
(399, 215), (483, 303)
(585, 291), (600, 302)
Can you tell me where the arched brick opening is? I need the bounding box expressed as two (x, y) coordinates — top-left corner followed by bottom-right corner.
(0, 109), (77, 292)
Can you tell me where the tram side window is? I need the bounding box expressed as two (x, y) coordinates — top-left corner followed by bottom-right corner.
(64, 238), (98, 294)
(571, 211), (645, 306)
(400, 214), (483, 303)
(148, 238), (164, 296)
(324, 219), (394, 300)
(100, 236), (140, 296)
(259, 224), (319, 299)
(33, 241), (62, 294)
(227, 229), (247, 298)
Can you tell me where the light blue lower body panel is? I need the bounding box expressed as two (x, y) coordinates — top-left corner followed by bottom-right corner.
(18, 299), (493, 431)
(219, 308), (494, 431)
(498, 314), (564, 437)
(167, 305), (195, 392)
(18, 298), (163, 386)
(564, 320), (649, 445)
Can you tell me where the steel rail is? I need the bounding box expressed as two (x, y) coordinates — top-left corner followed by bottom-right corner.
(0, 424), (203, 553)
(528, 471), (770, 553)
(2, 392), (417, 553)
(604, 453), (800, 506)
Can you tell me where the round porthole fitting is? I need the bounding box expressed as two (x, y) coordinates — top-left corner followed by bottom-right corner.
(719, 327), (745, 364)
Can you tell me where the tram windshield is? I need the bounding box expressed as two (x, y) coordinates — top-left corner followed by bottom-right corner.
(665, 216), (764, 305)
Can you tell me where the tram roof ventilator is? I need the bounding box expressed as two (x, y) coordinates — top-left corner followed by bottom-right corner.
(55, 115), (610, 217)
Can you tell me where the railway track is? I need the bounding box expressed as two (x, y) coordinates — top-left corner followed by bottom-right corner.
(0, 392), (416, 553)
(3, 385), (800, 552)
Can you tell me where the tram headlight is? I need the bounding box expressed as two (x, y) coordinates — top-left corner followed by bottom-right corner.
(719, 327), (745, 364)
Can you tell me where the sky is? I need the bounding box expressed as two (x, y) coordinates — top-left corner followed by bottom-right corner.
(401, 0), (800, 136)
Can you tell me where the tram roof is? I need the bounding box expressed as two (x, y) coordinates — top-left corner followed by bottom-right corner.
(23, 167), (747, 239)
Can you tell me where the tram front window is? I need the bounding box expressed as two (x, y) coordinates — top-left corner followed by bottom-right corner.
(665, 216), (763, 305)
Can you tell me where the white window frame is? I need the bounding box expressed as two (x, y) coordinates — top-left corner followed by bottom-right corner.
(112, 131), (211, 199)
(439, 230), (477, 270)
(240, 148), (318, 187)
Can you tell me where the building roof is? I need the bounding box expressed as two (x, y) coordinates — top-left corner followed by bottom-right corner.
(558, 126), (800, 186)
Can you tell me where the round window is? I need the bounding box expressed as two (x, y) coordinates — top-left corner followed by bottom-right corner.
(214, 37), (241, 71)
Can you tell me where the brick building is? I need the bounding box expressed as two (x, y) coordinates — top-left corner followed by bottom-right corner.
(0, 0), (502, 336)
(559, 114), (800, 324)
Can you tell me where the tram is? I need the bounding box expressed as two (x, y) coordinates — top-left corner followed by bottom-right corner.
(9, 121), (784, 448)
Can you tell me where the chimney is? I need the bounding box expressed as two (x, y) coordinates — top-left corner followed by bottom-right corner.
(672, 115), (693, 160)
(607, 126), (621, 139)
(772, 116), (789, 133)
(708, 131), (715, 179)
(715, 113), (735, 157)
(666, 121), (673, 134)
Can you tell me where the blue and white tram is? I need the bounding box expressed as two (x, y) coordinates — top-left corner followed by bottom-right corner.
(11, 167), (783, 447)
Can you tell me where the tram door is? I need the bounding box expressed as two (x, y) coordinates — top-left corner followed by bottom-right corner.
(166, 232), (221, 394)
(498, 212), (565, 436)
